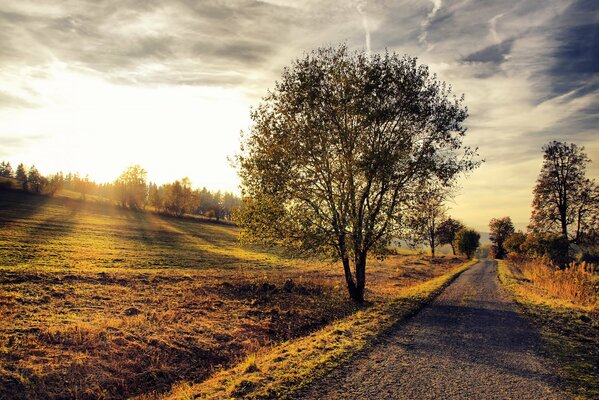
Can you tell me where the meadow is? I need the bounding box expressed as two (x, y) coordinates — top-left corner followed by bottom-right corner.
(0, 190), (466, 399)
(498, 258), (599, 398)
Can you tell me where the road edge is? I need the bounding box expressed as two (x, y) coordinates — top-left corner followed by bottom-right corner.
(164, 258), (478, 400)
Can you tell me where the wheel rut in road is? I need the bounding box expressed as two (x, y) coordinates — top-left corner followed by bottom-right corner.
(298, 259), (567, 400)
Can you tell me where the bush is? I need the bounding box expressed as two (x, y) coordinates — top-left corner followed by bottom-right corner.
(523, 233), (571, 267)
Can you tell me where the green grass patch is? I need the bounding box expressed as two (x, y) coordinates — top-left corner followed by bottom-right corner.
(498, 260), (599, 400)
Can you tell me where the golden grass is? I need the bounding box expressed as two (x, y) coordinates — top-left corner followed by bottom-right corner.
(498, 259), (599, 399)
(0, 190), (469, 399)
(506, 257), (597, 308)
(163, 259), (478, 400)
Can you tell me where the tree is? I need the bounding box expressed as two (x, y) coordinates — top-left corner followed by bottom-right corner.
(455, 228), (480, 259)
(45, 173), (64, 197)
(406, 181), (449, 258)
(0, 161), (13, 178)
(163, 178), (196, 216)
(504, 231), (526, 255)
(236, 45), (478, 302)
(73, 174), (93, 200)
(27, 166), (44, 194)
(529, 141), (598, 244)
(148, 183), (163, 210)
(115, 165), (147, 209)
(436, 217), (464, 255)
(15, 163), (28, 190)
(489, 216), (515, 259)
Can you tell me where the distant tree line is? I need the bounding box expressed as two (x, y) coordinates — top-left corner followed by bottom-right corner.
(0, 162), (240, 221)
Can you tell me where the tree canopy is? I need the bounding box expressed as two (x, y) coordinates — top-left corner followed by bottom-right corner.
(455, 228), (480, 259)
(529, 141), (598, 244)
(237, 45), (479, 302)
(436, 217), (464, 255)
(489, 216), (515, 259)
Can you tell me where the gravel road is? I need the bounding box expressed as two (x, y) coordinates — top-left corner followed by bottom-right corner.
(298, 259), (568, 400)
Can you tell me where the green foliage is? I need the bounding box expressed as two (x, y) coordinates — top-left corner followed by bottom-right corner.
(436, 217), (464, 255)
(455, 228), (480, 259)
(237, 44), (478, 301)
(489, 216), (515, 259)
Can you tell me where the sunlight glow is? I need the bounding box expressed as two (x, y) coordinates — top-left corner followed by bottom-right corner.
(1, 64), (251, 191)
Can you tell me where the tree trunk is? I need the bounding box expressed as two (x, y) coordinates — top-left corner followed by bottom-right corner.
(450, 243), (456, 255)
(342, 256), (362, 302)
(346, 253), (366, 304)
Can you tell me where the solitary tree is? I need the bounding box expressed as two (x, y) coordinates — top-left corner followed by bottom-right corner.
(236, 45), (478, 302)
(489, 216), (515, 259)
(530, 141), (598, 243)
(407, 181), (449, 258)
(455, 228), (480, 259)
(436, 217), (464, 255)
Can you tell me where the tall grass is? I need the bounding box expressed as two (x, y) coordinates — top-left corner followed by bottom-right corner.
(509, 256), (598, 307)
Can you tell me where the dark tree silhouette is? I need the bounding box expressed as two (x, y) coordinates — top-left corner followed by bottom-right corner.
(236, 45), (479, 302)
(489, 217), (515, 259)
(27, 166), (45, 194)
(436, 217), (464, 255)
(529, 141), (598, 244)
(0, 161), (13, 178)
(455, 228), (480, 259)
(15, 163), (27, 190)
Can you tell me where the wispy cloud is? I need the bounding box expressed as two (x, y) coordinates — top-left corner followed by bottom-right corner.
(0, 0), (597, 229)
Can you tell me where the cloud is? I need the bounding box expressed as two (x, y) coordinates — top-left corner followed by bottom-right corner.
(0, 0), (597, 229)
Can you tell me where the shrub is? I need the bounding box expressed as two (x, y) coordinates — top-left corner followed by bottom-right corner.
(523, 233), (571, 267)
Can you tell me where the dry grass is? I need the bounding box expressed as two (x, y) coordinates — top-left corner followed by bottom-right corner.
(498, 259), (599, 399)
(164, 259), (477, 400)
(507, 257), (598, 308)
(0, 190), (467, 399)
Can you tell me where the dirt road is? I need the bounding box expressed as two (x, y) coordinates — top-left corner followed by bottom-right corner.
(299, 259), (567, 399)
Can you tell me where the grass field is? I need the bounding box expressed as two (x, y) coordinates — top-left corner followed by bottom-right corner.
(498, 259), (599, 399)
(0, 190), (467, 399)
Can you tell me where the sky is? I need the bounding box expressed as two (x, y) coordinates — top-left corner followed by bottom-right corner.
(0, 0), (597, 231)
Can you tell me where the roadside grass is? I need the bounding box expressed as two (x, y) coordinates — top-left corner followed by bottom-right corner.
(0, 190), (468, 399)
(163, 258), (478, 400)
(498, 259), (599, 399)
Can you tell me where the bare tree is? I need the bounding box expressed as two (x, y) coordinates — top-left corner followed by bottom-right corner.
(407, 181), (451, 258)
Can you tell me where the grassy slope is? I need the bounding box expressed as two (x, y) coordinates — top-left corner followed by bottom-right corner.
(166, 259), (477, 400)
(0, 190), (469, 399)
(497, 260), (599, 399)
